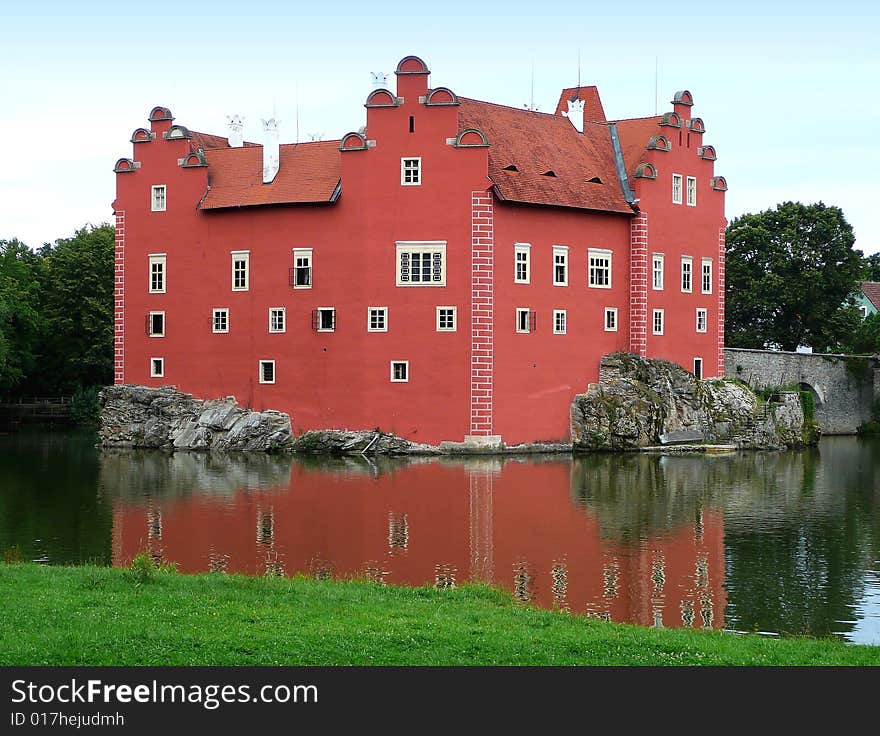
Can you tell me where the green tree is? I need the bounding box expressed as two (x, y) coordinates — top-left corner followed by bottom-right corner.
(725, 202), (863, 352)
(0, 239), (44, 393)
(845, 312), (880, 354)
(30, 224), (115, 394)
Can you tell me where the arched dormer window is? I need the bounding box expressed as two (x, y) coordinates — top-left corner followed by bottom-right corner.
(425, 87), (459, 106)
(164, 125), (191, 140)
(148, 106), (174, 122)
(698, 145), (716, 161)
(711, 176), (728, 191)
(180, 151), (207, 168)
(659, 112), (682, 128)
(646, 135), (671, 151)
(113, 158), (139, 173)
(365, 89), (400, 108)
(338, 132), (369, 151)
(131, 128), (153, 143)
(453, 128), (489, 148)
(395, 55), (430, 75)
(687, 117), (705, 134)
(633, 162), (657, 179)
(672, 90), (693, 107)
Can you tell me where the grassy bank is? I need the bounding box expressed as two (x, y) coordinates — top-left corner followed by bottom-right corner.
(1, 564), (878, 666)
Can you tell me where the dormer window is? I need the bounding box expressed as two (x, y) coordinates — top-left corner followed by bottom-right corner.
(542, 170), (557, 177)
(587, 176), (602, 184)
(151, 185), (166, 212)
(401, 158), (421, 185)
(503, 165), (519, 172)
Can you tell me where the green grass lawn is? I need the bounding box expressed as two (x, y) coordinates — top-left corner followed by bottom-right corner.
(1, 563), (878, 666)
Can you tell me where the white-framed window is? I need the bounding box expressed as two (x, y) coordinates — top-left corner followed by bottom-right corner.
(701, 258), (712, 294)
(212, 308), (229, 333)
(436, 306), (457, 332)
(148, 311), (165, 337)
(269, 307), (286, 333)
(151, 185), (166, 212)
(653, 309), (664, 335)
(292, 248), (312, 289)
(681, 256), (693, 293)
(604, 307), (618, 332)
(514, 243), (531, 284)
(672, 174), (683, 204)
(314, 307), (336, 332)
(553, 309), (567, 334)
(686, 176), (697, 207)
(232, 251), (249, 291)
(396, 241), (446, 286)
(652, 254), (664, 290)
(149, 254), (166, 294)
(693, 357), (703, 379)
(588, 248), (612, 288)
(860, 305), (870, 319)
(368, 306), (388, 332)
(150, 357), (164, 378)
(390, 361), (409, 382)
(696, 308), (707, 333)
(401, 158), (421, 185)
(553, 246), (569, 286)
(259, 360), (275, 384)
(516, 308), (535, 333)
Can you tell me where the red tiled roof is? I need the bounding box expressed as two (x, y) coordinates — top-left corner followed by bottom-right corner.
(199, 140), (341, 210)
(190, 131), (259, 152)
(861, 282), (880, 310)
(613, 116), (662, 177)
(554, 86), (607, 123)
(458, 98), (631, 214)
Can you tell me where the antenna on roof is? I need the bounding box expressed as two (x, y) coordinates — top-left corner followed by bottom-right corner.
(295, 83), (300, 144)
(530, 58), (535, 111)
(577, 48), (581, 92)
(654, 56), (659, 115)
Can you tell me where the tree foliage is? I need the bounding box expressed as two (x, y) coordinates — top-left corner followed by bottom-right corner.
(725, 202), (863, 352)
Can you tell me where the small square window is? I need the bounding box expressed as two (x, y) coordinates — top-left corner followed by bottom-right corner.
(368, 307), (388, 332)
(151, 185), (166, 212)
(436, 306), (457, 332)
(604, 307), (618, 332)
(672, 174), (683, 205)
(553, 309), (567, 334)
(516, 308), (535, 333)
(212, 308), (229, 333)
(401, 158), (421, 186)
(553, 246), (569, 286)
(652, 309), (664, 335)
(514, 243), (530, 284)
(292, 249), (312, 289)
(696, 308), (708, 333)
(232, 251), (249, 291)
(588, 249), (612, 288)
(390, 361), (409, 382)
(150, 357), (164, 377)
(149, 254), (166, 294)
(313, 307), (336, 332)
(269, 307), (286, 333)
(652, 254), (664, 290)
(259, 360), (275, 384)
(686, 176), (697, 207)
(148, 311), (165, 337)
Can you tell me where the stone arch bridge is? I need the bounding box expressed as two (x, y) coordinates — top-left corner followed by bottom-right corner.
(724, 348), (880, 434)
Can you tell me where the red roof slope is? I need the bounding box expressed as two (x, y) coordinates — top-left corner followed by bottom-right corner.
(613, 116), (662, 176)
(200, 140), (341, 209)
(554, 86), (607, 123)
(861, 282), (880, 310)
(459, 98), (631, 214)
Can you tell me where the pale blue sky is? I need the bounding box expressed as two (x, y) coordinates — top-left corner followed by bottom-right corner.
(1, 0), (877, 251)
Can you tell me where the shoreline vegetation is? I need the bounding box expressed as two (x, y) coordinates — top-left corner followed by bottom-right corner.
(1, 563), (878, 666)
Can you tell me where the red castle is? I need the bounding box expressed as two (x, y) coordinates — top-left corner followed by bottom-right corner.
(113, 54), (727, 446)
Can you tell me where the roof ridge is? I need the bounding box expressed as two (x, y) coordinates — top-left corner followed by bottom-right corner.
(611, 115), (662, 123)
(460, 97), (566, 121)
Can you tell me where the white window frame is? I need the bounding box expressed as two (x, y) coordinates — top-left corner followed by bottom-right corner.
(232, 251), (250, 292)
(588, 248), (612, 289)
(151, 185), (166, 212)
(395, 241), (446, 287)
(269, 307), (286, 333)
(368, 306), (388, 333)
(701, 258), (713, 294)
(148, 311), (165, 337)
(150, 357), (164, 378)
(516, 308), (533, 334)
(436, 306), (457, 332)
(148, 254), (166, 294)
(860, 305), (869, 319)
(401, 157), (421, 186)
(316, 307), (336, 333)
(652, 309), (665, 336)
(514, 243), (531, 284)
(553, 309), (567, 335)
(259, 360), (275, 385)
(212, 308), (229, 334)
(390, 361), (409, 382)
(681, 256), (693, 293)
(672, 174), (683, 205)
(686, 176), (697, 207)
(652, 253), (664, 290)
(292, 248), (312, 289)
(696, 308), (708, 333)
(693, 357), (703, 379)
(553, 245), (569, 287)
(604, 307), (618, 332)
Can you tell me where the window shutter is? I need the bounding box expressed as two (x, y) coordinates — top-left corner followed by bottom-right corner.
(529, 310), (536, 332)
(399, 252), (410, 282)
(331, 310), (337, 330)
(311, 310), (319, 331)
(288, 267), (296, 288)
(145, 315), (151, 335)
(432, 252), (443, 282)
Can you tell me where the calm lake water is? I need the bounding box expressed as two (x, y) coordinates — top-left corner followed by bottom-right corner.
(2, 430), (879, 644)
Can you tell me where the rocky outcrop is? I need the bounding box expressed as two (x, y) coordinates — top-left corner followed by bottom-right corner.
(291, 429), (430, 455)
(99, 385), (295, 452)
(571, 353), (819, 452)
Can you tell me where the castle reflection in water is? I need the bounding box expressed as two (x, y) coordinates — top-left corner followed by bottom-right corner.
(106, 451), (726, 630)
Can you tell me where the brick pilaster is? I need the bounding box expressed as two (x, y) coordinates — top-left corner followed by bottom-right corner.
(629, 212), (649, 357)
(114, 210), (125, 384)
(470, 191), (494, 436)
(717, 225), (726, 378)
